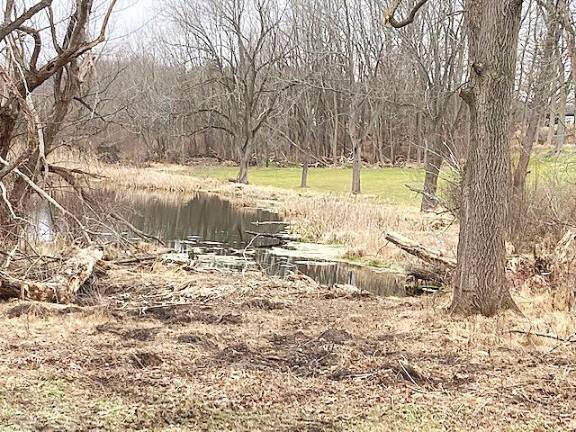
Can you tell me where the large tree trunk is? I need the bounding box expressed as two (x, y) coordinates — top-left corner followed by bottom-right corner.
(451, 0), (523, 316)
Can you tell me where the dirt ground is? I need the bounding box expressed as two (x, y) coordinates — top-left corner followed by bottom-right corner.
(0, 260), (574, 432)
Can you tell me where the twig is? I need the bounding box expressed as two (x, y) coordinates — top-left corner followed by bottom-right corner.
(508, 330), (576, 343)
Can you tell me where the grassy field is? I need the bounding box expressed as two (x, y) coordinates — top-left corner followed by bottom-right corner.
(187, 150), (576, 207)
(188, 166), (427, 207)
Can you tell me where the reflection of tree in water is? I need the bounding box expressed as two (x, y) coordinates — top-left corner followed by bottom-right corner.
(115, 191), (283, 249)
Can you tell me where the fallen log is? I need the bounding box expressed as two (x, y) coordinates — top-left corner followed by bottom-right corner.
(385, 231), (456, 270)
(0, 247), (103, 303)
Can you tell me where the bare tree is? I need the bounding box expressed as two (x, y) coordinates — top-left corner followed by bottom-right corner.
(167, 0), (293, 183)
(0, 0), (117, 226)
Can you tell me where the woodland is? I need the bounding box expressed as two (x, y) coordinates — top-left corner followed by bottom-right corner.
(0, 0), (575, 430)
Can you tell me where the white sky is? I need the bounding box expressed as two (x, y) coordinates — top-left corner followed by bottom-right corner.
(108, 0), (158, 44)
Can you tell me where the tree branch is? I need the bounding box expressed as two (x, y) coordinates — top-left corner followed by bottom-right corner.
(385, 0), (431, 29)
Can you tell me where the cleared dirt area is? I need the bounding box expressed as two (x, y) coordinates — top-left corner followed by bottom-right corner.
(0, 260), (574, 431)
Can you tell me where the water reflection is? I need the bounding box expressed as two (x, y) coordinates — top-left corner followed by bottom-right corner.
(114, 190), (285, 250)
(36, 189), (408, 296)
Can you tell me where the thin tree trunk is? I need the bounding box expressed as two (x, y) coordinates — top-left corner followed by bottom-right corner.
(416, 112), (422, 165)
(300, 159), (309, 188)
(546, 91), (558, 147)
(512, 2), (562, 231)
(451, 0), (523, 317)
(351, 140), (361, 194)
(332, 93), (339, 164)
(556, 68), (567, 153)
(421, 119), (443, 212)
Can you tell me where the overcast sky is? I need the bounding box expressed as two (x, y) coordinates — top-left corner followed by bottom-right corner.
(108, 0), (158, 43)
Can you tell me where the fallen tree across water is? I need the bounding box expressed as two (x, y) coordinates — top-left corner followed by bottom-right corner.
(0, 247), (103, 303)
(386, 229), (576, 309)
(385, 231), (456, 270)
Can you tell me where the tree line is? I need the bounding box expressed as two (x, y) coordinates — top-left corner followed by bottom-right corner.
(86, 0), (574, 204)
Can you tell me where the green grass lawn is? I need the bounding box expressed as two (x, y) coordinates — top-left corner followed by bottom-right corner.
(189, 166), (427, 206)
(186, 149), (575, 207)
(527, 151), (576, 184)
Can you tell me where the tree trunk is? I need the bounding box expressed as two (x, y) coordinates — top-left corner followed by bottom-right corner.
(421, 152), (443, 211)
(451, 0), (523, 316)
(546, 92), (558, 147)
(569, 36), (576, 114)
(300, 159), (309, 188)
(237, 138), (252, 184)
(332, 93), (339, 164)
(555, 69), (567, 154)
(351, 140), (361, 195)
(421, 119), (443, 212)
(0, 110), (17, 159)
(415, 112), (422, 165)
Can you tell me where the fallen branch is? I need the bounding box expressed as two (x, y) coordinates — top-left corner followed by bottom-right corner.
(508, 329), (576, 343)
(112, 255), (159, 265)
(245, 230), (301, 242)
(385, 231), (456, 270)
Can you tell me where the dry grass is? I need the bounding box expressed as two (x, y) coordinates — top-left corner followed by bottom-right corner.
(0, 261), (575, 431)
(284, 195), (458, 264)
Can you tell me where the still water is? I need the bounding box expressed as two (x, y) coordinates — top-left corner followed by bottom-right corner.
(35, 190), (408, 296)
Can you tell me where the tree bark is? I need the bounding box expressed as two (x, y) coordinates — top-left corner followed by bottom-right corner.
(420, 119), (443, 211)
(351, 139), (361, 194)
(301, 159), (309, 188)
(236, 138), (252, 184)
(451, 0), (523, 316)
(0, 110), (18, 159)
(555, 66), (567, 153)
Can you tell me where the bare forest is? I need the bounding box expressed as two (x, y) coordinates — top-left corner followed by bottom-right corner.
(0, 0), (575, 430)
